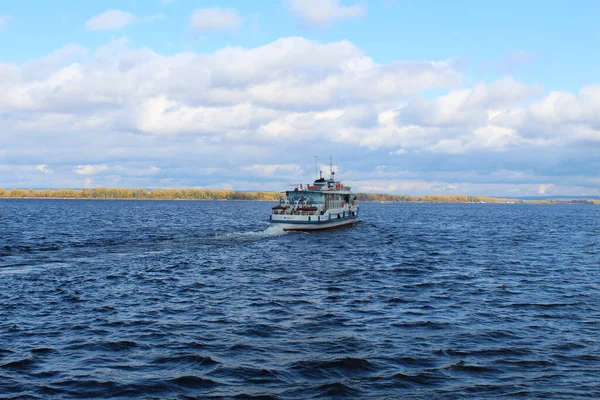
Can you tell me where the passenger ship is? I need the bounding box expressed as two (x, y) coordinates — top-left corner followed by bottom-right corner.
(269, 165), (359, 231)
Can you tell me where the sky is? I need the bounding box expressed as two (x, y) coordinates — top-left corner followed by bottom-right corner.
(1, 0), (599, 196)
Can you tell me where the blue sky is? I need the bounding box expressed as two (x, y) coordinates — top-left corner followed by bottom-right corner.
(1, 0), (599, 196)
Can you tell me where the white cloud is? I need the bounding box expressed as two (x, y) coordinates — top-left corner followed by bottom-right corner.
(21, 44), (88, 81)
(85, 10), (137, 31)
(0, 15), (8, 28)
(133, 97), (278, 135)
(527, 86), (600, 127)
(352, 178), (587, 197)
(35, 164), (53, 174)
(286, 0), (366, 27)
(0, 37), (458, 133)
(398, 78), (541, 128)
(113, 165), (160, 176)
(390, 148), (406, 155)
(241, 164), (302, 177)
(189, 8), (243, 33)
(1, 37), (599, 195)
(537, 184), (553, 195)
(75, 164), (109, 175)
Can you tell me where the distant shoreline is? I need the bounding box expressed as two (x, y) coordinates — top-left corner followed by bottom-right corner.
(0, 197), (274, 201)
(1, 188), (598, 204)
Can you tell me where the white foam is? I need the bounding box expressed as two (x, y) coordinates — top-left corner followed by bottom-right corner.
(261, 225), (286, 236)
(218, 225), (286, 240)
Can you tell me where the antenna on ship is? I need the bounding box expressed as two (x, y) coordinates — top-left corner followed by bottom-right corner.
(329, 155), (335, 180)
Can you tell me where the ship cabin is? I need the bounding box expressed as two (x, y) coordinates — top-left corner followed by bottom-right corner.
(271, 176), (357, 216)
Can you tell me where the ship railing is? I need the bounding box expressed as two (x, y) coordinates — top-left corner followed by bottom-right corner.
(288, 183), (345, 192)
(288, 183), (321, 191)
(291, 210), (320, 216)
(285, 185), (353, 192)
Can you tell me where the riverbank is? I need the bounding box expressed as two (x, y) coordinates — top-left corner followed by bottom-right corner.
(0, 188), (280, 201)
(1, 188), (598, 204)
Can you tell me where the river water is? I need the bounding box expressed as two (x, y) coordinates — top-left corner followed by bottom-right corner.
(1, 199), (599, 398)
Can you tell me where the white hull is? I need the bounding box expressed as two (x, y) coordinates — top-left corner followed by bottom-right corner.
(271, 216), (357, 231)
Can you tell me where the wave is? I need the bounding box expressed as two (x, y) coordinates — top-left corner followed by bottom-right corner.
(152, 354), (220, 367)
(392, 371), (443, 385)
(316, 381), (359, 397)
(170, 375), (216, 388)
(65, 340), (141, 352)
(291, 357), (374, 379)
(0, 358), (35, 369)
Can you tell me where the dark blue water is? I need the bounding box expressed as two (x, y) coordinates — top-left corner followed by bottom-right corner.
(1, 200), (599, 399)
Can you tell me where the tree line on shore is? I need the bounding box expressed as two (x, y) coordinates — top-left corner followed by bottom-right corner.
(0, 188), (280, 201)
(0, 188), (598, 204)
(355, 193), (516, 203)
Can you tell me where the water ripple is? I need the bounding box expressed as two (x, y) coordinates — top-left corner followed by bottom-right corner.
(1, 200), (599, 398)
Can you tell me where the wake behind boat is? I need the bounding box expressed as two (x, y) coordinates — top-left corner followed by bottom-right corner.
(269, 162), (359, 231)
